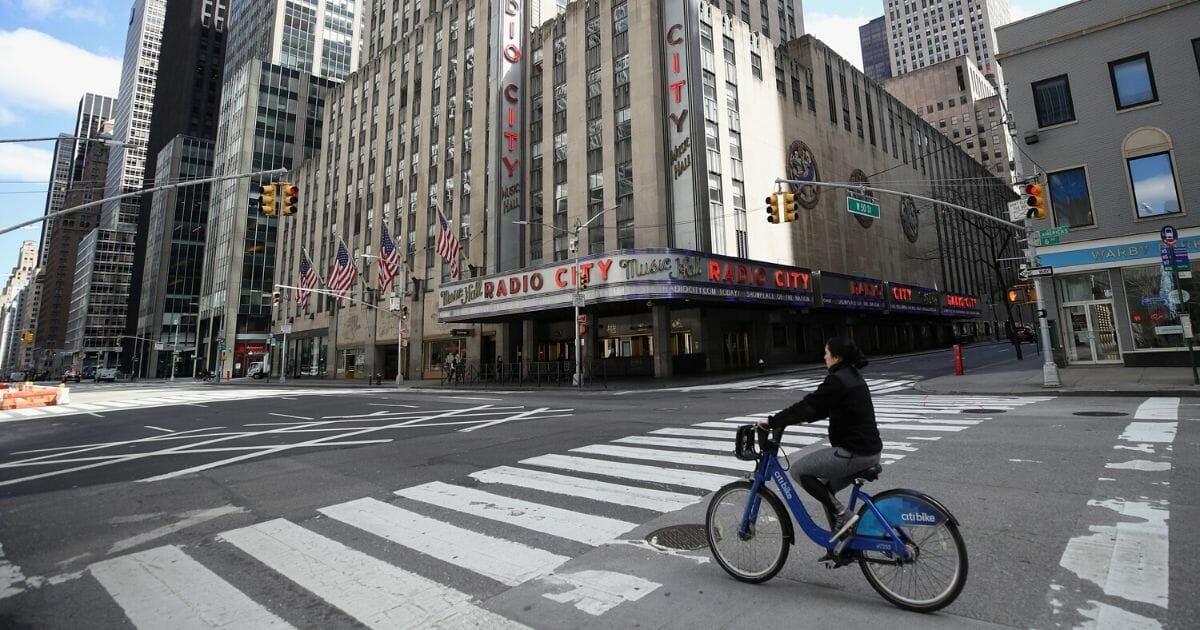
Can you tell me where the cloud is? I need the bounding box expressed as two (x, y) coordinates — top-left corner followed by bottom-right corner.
(804, 12), (872, 71)
(20, 0), (108, 24)
(0, 28), (121, 121)
(1008, 4), (1036, 21)
(0, 143), (53, 181)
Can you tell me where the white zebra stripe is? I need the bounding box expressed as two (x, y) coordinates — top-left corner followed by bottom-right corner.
(89, 545), (293, 630)
(519, 453), (736, 490)
(571, 444), (752, 472)
(219, 518), (528, 629)
(470, 465), (699, 512)
(319, 497), (568, 587)
(395, 482), (636, 546)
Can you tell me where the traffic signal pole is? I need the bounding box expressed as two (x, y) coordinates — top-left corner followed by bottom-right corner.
(775, 176), (1060, 388)
(0, 168), (287, 236)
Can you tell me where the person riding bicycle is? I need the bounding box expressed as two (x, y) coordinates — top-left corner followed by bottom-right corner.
(758, 336), (882, 548)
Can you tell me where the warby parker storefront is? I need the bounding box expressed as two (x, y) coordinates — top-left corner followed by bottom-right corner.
(437, 248), (979, 378)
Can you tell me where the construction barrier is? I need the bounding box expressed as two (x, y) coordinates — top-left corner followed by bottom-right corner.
(0, 384), (64, 410)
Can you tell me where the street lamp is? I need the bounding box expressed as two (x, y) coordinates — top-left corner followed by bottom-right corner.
(514, 206), (616, 388)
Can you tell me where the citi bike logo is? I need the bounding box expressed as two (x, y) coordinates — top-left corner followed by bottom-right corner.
(900, 511), (937, 524)
(772, 471), (794, 499)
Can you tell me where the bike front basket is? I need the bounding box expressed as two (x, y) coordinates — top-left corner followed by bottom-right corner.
(734, 424), (760, 460)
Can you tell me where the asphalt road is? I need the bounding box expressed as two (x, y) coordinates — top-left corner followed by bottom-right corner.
(0, 362), (1191, 629)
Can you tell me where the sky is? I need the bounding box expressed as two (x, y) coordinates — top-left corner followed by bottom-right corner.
(0, 0), (1075, 287)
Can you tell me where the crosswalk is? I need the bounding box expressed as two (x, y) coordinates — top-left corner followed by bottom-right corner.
(649, 375), (919, 394)
(0, 387), (399, 423)
(49, 394), (1050, 627)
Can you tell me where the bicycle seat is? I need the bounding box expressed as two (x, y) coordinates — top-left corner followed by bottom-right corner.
(852, 464), (883, 482)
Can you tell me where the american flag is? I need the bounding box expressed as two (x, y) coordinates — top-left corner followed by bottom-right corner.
(327, 240), (358, 298)
(296, 251), (318, 309)
(436, 211), (462, 279)
(379, 223), (400, 292)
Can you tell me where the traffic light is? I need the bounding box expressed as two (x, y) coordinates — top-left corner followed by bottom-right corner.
(1024, 182), (1046, 220)
(578, 323), (589, 336)
(1007, 288), (1020, 303)
(400, 305), (409, 320)
(578, 273), (589, 292)
(766, 195), (781, 224)
(260, 183), (278, 216)
(271, 290), (281, 306)
(281, 183), (298, 216)
(20, 332), (33, 343)
(781, 192), (798, 222)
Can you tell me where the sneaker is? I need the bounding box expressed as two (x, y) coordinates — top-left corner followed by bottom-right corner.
(828, 511), (860, 542)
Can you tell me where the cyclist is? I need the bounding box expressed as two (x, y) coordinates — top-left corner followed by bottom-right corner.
(758, 336), (882, 550)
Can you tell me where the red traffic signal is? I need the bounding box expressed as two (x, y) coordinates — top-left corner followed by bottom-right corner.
(1024, 183), (1046, 220)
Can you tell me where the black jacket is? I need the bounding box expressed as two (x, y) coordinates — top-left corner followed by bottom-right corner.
(767, 363), (882, 455)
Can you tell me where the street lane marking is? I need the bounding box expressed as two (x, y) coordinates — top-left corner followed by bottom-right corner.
(144, 426), (173, 433)
(395, 482), (636, 546)
(88, 545), (293, 630)
(571, 444), (753, 472)
(219, 519), (528, 629)
(470, 465), (699, 512)
(320, 497), (569, 587)
(267, 413), (313, 420)
(1134, 397), (1179, 420)
(540, 569), (660, 616)
(520, 454), (735, 491)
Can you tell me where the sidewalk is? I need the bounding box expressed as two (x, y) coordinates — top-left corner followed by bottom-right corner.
(914, 357), (1200, 397)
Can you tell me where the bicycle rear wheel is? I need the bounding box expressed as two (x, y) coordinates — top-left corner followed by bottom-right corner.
(856, 489), (968, 612)
(705, 481), (790, 583)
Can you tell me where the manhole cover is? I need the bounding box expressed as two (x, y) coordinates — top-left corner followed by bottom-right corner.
(646, 524), (708, 550)
(961, 408), (1005, 414)
(1073, 411), (1129, 417)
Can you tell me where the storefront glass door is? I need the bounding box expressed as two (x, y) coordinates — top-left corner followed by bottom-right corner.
(1063, 302), (1121, 364)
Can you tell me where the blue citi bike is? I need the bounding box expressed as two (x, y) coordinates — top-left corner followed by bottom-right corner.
(705, 425), (968, 612)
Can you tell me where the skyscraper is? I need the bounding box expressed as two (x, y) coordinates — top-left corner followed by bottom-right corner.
(101, 0), (166, 228)
(33, 95), (114, 376)
(859, 16), (892, 83)
(882, 0), (1010, 79)
(129, 0), (230, 378)
(198, 0), (361, 378)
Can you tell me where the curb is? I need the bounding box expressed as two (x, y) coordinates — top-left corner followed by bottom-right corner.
(912, 383), (1200, 398)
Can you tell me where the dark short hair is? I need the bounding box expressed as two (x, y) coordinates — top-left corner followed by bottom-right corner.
(825, 336), (869, 369)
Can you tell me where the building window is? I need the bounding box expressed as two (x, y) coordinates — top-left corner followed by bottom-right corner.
(1046, 167), (1094, 228)
(1031, 75), (1075, 127)
(751, 52), (762, 79)
(1193, 38), (1200, 77)
(1123, 263), (1198, 350)
(1108, 53), (1157, 110)
(1128, 152), (1182, 218)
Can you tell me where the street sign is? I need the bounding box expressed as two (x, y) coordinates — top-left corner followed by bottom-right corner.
(847, 196), (881, 219)
(1169, 290), (1191, 305)
(1017, 266), (1054, 280)
(1161, 225), (1178, 247)
(576, 315), (588, 323)
(281, 323), (292, 334)
(154, 343), (164, 351)
(1039, 227), (1069, 238)
(1007, 200), (1027, 222)
(573, 293), (586, 308)
(399, 326), (409, 335)
(1039, 236), (1061, 246)
(389, 297), (403, 311)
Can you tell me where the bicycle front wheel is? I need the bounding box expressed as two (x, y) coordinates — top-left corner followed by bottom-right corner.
(857, 489), (968, 612)
(705, 481), (790, 583)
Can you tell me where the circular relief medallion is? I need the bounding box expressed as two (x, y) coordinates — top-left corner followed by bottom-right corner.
(786, 140), (820, 209)
(900, 196), (920, 243)
(849, 169), (873, 229)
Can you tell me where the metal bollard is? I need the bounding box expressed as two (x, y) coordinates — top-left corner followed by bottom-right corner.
(952, 344), (964, 376)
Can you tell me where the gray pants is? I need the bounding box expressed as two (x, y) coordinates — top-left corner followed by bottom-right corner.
(790, 446), (882, 520)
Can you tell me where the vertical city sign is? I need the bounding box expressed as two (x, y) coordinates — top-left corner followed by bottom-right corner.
(493, 0), (525, 271)
(661, 0), (707, 251)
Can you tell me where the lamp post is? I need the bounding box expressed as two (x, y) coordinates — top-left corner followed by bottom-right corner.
(359, 253), (380, 384)
(170, 314), (181, 382)
(514, 206), (616, 388)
